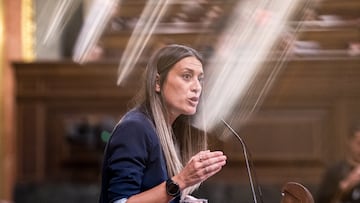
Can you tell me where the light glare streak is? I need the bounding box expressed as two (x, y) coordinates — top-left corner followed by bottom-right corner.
(40, 0), (82, 45)
(73, 0), (119, 63)
(117, 0), (173, 85)
(194, 0), (305, 132)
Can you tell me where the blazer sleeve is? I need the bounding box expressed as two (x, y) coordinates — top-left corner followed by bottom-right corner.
(105, 118), (155, 202)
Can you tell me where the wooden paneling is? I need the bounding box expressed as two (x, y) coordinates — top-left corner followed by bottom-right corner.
(267, 58), (360, 100)
(224, 109), (327, 162)
(13, 58), (360, 186)
(297, 28), (359, 49)
(315, 0), (360, 18)
(211, 58), (360, 185)
(14, 61), (141, 183)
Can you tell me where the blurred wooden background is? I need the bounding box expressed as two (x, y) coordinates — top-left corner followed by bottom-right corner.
(9, 0), (360, 202)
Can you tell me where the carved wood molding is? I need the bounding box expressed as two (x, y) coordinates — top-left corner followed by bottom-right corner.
(13, 61), (142, 99)
(267, 58), (360, 102)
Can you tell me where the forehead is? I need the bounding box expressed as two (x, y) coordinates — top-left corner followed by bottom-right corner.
(172, 56), (203, 73)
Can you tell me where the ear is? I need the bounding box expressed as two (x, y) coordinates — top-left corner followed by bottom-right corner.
(155, 73), (161, 93)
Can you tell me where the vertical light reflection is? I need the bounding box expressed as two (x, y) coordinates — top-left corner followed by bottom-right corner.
(21, 0), (35, 61)
(73, 0), (119, 63)
(117, 0), (173, 85)
(194, 0), (306, 132)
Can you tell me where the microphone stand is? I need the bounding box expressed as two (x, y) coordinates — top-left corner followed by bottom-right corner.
(221, 119), (263, 203)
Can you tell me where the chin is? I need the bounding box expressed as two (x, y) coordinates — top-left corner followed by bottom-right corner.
(184, 109), (197, 115)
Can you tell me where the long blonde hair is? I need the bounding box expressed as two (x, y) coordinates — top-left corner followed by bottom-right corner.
(135, 44), (207, 195)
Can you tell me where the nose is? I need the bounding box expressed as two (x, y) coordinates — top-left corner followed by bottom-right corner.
(191, 79), (202, 93)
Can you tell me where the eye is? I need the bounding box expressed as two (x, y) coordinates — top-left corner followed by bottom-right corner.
(198, 76), (204, 84)
(182, 73), (192, 81)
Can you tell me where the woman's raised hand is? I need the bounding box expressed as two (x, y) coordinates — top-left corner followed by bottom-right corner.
(173, 150), (227, 190)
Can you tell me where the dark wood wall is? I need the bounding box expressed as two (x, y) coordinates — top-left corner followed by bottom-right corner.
(13, 58), (360, 188)
(214, 58), (360, 186)
(14, 62), (139, 183)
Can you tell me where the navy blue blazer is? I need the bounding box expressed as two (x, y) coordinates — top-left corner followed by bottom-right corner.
(99, 108), (180, 203)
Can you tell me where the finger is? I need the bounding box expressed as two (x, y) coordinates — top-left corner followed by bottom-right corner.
(201, 151), (226, 162)
(198, 152), (208, 163)
(201, 154), (226, 172)
(190, 150), (210, 163)
(202, 164), (224, 180)
(206, 160), (226, 172)
(202, 154), (227, 167)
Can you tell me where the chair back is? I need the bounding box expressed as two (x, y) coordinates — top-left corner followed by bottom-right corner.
(280, 182), (314, 203)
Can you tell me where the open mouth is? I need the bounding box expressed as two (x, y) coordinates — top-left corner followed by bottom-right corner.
(188, 97), (199, 106)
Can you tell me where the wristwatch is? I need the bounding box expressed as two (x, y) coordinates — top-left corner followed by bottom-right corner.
(166, 178), (180, 197)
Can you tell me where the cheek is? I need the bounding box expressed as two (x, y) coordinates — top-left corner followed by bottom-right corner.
(162, 84), (176, 102)
(163, 80), (185, 95)
(162, 83), (188, 104)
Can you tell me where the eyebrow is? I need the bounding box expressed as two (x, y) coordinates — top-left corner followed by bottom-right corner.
(183, 67), (204, 76)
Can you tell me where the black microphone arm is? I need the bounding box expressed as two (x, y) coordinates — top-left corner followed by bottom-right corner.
(221, 119), (262, 203)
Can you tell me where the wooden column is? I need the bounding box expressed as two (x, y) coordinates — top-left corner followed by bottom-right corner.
(1, 0), (23, 201)
(0, 0), (5, 199)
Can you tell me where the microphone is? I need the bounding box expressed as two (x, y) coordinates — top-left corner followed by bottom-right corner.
(221, 119), (264, 203)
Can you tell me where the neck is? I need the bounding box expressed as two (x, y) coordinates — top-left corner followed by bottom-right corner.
(167, 111), (179, 125)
